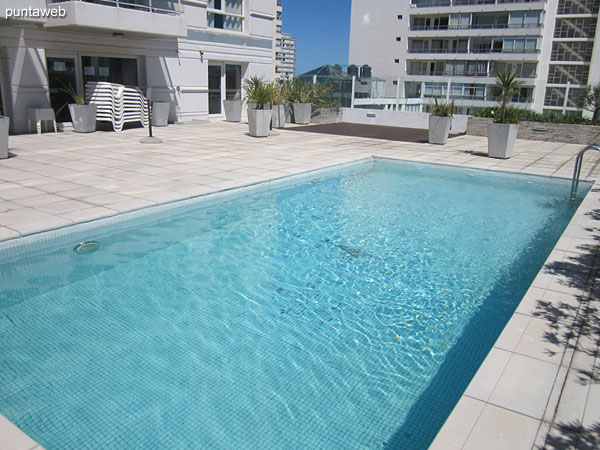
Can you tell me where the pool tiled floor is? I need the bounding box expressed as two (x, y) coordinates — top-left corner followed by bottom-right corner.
(1, 120), (600, 449)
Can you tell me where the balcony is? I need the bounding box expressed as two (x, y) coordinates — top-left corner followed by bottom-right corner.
(411, 0), (543, 7)
(407, 70), (489, 77)
(44, 0), (187, 38)
(406, 69), (537, 78)
(410, 23), (542, 31)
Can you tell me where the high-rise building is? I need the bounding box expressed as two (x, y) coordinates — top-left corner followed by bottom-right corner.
(0, 0), (277, 133)
(273, 0), (296, 79)
(349, 0), (600, 116)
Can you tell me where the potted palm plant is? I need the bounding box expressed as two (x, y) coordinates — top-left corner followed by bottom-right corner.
(292, 80), (313, 125)
(244, 77), (272, 137)
(428, 98), (454, 145)
(271, 82), (286, 129)
(488, 72), (523, 159)
(223, 92), (242, 122)
(244, 76), (262, 115)
(64, 85), (96, 133)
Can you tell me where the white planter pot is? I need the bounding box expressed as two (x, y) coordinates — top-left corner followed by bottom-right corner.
(0, 116), (9, 159)
(293, 103), (311, 124)
(248, 108), (272, 137)
(68, 104), (97, 133)
(271, 104), (286, 129)
(224, 100), (242, 122)
(488, 123), (518, 159)
(151, 102), (170, 127)
(428, 116), (452, 145)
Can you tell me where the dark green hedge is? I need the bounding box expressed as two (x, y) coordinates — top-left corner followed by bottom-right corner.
(472, 107), (596, 125)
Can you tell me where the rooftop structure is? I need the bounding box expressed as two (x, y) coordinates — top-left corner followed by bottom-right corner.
(349, 0), (600, 116)
(0, 0), (277, 133)
(273, 0), (296, 79)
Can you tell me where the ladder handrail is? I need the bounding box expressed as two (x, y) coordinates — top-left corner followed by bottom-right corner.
(570, 144), (600, 200)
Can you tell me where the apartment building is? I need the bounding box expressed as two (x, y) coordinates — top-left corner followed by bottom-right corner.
(273, 0), (295, 79)
(275, 33), (295, 80)
(0, 0), (276, 133)
(349, 0), (600, 116)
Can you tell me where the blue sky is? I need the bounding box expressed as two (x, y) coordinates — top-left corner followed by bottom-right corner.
(282, 0), (352, 75)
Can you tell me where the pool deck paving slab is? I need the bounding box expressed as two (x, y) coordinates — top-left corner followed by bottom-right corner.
(1, 120), (600, 449)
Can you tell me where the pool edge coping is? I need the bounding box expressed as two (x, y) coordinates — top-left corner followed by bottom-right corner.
(0, 154), (597, 450)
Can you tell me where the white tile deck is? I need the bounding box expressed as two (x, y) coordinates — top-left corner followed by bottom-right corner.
(1, 120), (600, 449)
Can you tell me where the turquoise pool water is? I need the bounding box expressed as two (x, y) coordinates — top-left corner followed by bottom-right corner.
(0, 159), (587, 449)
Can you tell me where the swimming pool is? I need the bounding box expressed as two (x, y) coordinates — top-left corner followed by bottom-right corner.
(0, 159), (588, 449)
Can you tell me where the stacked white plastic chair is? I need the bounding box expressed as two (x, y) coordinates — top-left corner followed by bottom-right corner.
(86, 82), (148, 132)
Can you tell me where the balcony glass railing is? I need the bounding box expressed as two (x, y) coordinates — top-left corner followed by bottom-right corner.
(407, 70), (537, 78)
(410, 22), (542, 31)
(47, 0), (183, 15)
(412, 0), (542, 7)
(407, 70), (489, 77)
(408, 48), (469, 53)
(408, 47), (539, 54)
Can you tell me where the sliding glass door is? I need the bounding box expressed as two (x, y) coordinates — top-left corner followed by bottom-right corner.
(209, 62), (243, 115)
(46, 56), (77, 123)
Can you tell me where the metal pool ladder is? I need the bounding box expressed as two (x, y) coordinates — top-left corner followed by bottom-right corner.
(570, 144), (600, 201)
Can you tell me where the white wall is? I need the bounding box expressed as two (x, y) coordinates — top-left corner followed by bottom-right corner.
(342, 108), (469, 133)
(1, 0), (276, 132)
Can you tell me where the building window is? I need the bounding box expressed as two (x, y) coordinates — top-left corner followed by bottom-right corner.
(544, 87), (566, 107)
(551, 41), (594, 62)
(82, 56), (138, 86)
(394, 59), (400, 63)
(397, 15), (402, 19)
(276, 25), (282, 33)
(547, 64), (589, 85)
(554, 17), (596, 39)
(558, 0), (599, 15)
(208, 0), (243, 32)
(277, 11), (282, 20)
(396, 37), (401, 42)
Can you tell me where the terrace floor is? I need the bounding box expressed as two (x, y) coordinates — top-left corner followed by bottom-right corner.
(1, 120), (599, 450)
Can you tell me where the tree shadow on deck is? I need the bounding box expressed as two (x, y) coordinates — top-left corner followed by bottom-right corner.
(532, 206), (600, 448)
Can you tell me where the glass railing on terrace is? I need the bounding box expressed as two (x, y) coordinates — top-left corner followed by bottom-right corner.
(422, 93), (532, 103)
(46, 0), (183, 15)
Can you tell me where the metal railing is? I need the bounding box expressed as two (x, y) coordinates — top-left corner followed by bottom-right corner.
(46, 0), (183, 15)
(570, 144), (600, 200)
(412, 0), (542, 7)
(406, 70), (538, 78)
(408, 48), (540, 54)
(410, 23), (542, 31)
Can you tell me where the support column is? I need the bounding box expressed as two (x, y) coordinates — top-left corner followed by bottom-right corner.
(351, 75), (356, 109)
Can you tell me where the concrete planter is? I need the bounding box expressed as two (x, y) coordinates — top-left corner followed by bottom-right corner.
(284, 103), (294, 124)
(293, 103), (311, 125)
(0, 116), (9, 159)
(271, 104), (286, 129)
(151, 102), (170, 127)
(223, 100), (242, 122)
(248, 108), (272, 137)
(428, 116), (452, 145)
(488, 123), (518, 159)
(68, 104), (97, 133)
